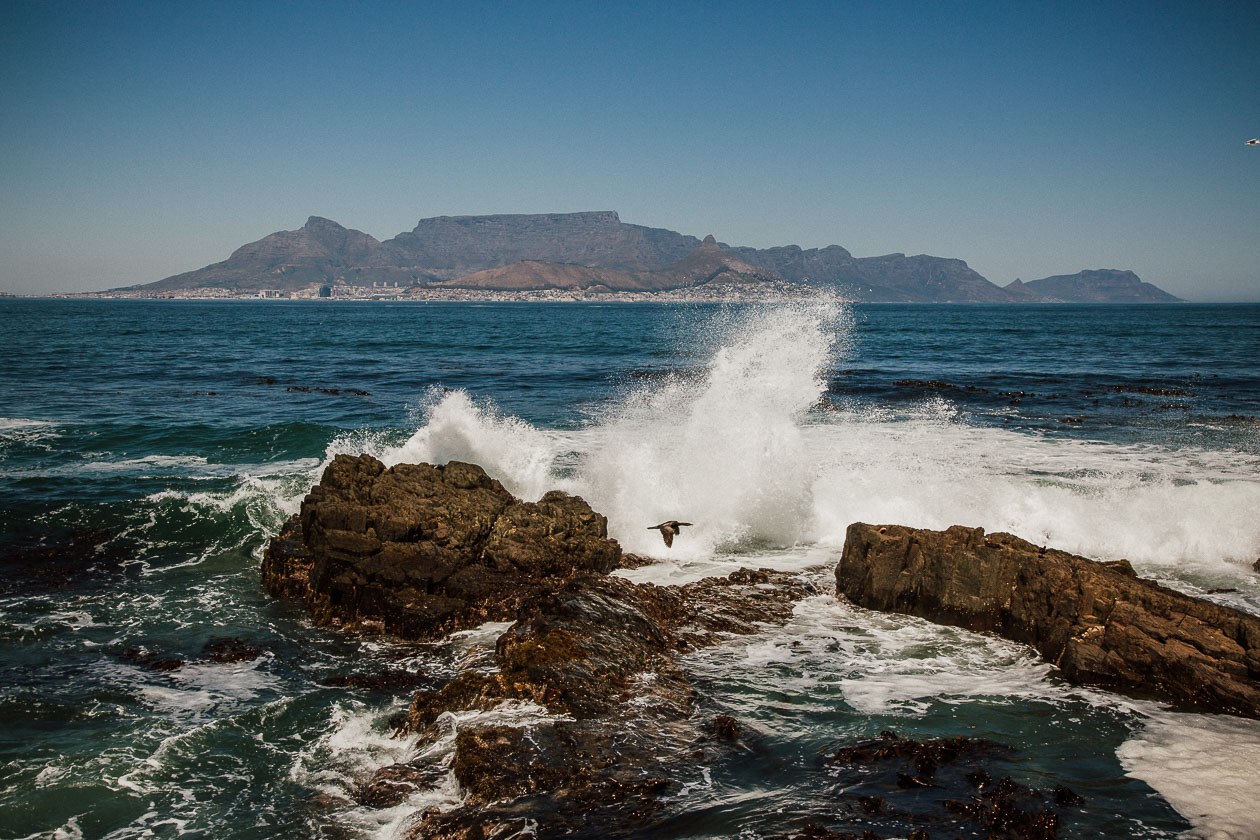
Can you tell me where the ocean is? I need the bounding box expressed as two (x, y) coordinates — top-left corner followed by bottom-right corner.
(2, 298), (1259, 839)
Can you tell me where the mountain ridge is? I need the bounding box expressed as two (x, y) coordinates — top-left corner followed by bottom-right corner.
(122, 212), (1184, 303)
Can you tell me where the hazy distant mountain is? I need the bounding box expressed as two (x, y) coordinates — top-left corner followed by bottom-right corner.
(130, 217), (387, 292)
(1005, 270), (1184, 303)
(434, 235), (781, 292)
(124, 211), (1183, 303)
(383, 211), (701, 277)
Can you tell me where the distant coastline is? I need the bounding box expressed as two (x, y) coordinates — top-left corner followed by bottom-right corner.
(90, 211), (1185, 305)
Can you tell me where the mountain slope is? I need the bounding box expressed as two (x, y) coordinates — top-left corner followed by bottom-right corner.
(132, 217), (385, 292)
(1008, 270), (1184, 303)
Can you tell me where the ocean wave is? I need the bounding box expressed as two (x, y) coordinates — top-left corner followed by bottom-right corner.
(684, 594), (1063, 719)
(371, 301), (1259, 596)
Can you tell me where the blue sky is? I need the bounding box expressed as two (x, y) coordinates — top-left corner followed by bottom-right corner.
(1, 0), (1257, 300)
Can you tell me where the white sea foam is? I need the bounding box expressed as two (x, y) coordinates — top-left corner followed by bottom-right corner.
(685, 595), (1063, 721)
(292, 698), (568, 840)
(1119, 712), (1260, 840)
(375, 301), (1259, 594)
(381, 389), (560, 501)
(570, 302), (847, 557)
(0, 417), (59, 454)
(0, 417), (54, 433)
(15, 815), (86, 840)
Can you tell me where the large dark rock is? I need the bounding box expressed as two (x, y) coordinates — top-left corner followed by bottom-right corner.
(263, 454), (622, 640)
(402, 566), (813, 838)
(837, 523), (1260, 717)
(264, 455), (828, 835)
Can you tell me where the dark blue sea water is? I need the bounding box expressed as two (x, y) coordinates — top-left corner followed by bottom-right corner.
(2, 299), (1259, 839)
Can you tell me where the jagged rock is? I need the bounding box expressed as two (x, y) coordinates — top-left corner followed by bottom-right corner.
(837, 523), (1260, 717)
(400, 565), (813, 837)
(406, 568), (815, 727)
(262, 455), (621, 640)
(263, 456), (819, 837)
(119, 648), (185, 672)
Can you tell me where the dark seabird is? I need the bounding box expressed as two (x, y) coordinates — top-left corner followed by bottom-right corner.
(648, 520), (693, 548)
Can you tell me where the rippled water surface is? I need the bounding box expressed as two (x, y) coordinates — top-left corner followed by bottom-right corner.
(2, 299), (1259, 839)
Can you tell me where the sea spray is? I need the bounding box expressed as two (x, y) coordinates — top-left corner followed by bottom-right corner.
(380, 389), (558, 501)
(806, 417), (1260, 583)
(367, 302), (1260, 584)
(572, 300), (850, 556)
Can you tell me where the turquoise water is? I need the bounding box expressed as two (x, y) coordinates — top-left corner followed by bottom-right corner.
(2, 299), (1259, 839)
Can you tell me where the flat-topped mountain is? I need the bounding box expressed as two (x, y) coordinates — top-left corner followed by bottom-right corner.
(122, 211), (1183, 302)
(384, 211), (700, 276)
(1005, 269), (1183, 303)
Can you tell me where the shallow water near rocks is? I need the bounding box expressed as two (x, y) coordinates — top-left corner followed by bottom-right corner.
(2, 298), (1259, 838)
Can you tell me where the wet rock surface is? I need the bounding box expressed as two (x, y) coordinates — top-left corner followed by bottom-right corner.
(398, 567), (815, 837)
(262, 455), (622, 640)
(264, 456), (819, 837)
(838, 523), (1260, 717)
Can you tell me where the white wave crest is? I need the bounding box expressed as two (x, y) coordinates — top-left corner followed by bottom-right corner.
(381, 389), (558, 501)
(371, 300), (1260, 591)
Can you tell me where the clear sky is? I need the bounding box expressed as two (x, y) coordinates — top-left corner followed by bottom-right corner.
(1, 0), (1257, 300)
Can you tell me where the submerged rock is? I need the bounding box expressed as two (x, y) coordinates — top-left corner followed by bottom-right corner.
(837, 523), (1260, 717)
(815, 730), (1072, 840)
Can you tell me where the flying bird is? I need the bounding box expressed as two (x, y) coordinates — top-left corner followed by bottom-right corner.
(1248, 139), (1260, 146)
(648, 520), (693, 548)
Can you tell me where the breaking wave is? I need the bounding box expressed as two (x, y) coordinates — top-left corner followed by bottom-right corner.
(369, 301), (1260, 589)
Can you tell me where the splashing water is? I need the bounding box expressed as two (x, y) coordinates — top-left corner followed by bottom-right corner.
(380, 301), (1260, 585)
(573, 301), (850, 556)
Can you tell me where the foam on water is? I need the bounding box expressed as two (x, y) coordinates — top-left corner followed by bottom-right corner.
(290, 698), (570, 840)
(685, 593), (1063, 721)
(373, 301), (1259, 594)
(805, 418), (1260, 580)
(572, 302), (848, 557)
(1119, 712), (1260, 840)
(382, 389), (559, 501)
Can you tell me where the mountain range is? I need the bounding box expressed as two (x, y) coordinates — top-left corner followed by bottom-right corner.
(128, 211), (1183, 303)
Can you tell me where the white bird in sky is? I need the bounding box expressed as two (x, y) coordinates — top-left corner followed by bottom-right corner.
(1247, 139), (1259, 146)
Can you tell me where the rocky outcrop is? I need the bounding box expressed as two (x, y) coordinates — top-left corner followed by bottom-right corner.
(264, 455), (820, 836)
(400, 566), (814, 838)
(262, 455), (622, 640)
(837, 523), (1260, 717)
